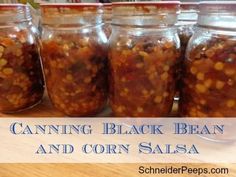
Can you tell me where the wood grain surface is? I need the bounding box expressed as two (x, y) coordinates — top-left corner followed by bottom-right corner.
(0, 94), (235, 177)
(0, 164), (235, 177)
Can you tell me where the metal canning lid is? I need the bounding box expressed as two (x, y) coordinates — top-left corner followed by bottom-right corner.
(199, 1), (236, 13)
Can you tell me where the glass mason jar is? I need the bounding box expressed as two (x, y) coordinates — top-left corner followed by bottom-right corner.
(102, 3), (112, 38)
(40, 3), (108, 117)
(180, 2), (236, 117)
(0, 4), (44, 113)
(109, 2), (181, 117)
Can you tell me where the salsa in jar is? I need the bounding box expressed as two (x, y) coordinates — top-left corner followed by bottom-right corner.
(40, 3), (108, 116)
(180, 2), (236, 117)
(0, 4), (44, 113)
(109, 2), (180, 117)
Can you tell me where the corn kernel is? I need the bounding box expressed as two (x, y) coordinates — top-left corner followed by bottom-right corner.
(142, 89), (148, 95)
(227, 79), (234, 86)
(161, 72), (168, 81)
(214, 62), (224, 71)
(124, 88), (129, 93)
(139, 51), (149, 58)
(63, 44), (69, 50)
(204, 79), (212, 88)
(66, 74), (73, 81)
(196, 84), (207, 93)
(15, 49), (22, 57)
(205, 49), (214, 58)
(216, 80), (225, 90)
(137, 107), (143, 113)
(117, 106), (124, 113)
(136, 63), (144, 68)
(150, 90), (155, 95)
(154, 96), (163, 103)
(0, 58), (7, 66)
(225, 69), (235, 76)
(190, 67), (197, 74)
(3, 68), (13, 75)
(164, 41), (173, 49)
(0, 46), (4, 53)
(121, 77), (126, 82)
(227, 100), (235, 108)
(200, 99), (206, 105)
(163, 65), (170, 72)
(197, 72), (205, 80)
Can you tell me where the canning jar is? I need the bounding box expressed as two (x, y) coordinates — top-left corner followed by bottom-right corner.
(102, 3), (112, 38)
(0, 4), (44, 113)
(109, 2), (181, 117)
(180, 2), (236, 117)
(40, 3), (108, 117)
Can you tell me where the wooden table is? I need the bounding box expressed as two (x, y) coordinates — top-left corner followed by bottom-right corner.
(0, 94), (235, 177)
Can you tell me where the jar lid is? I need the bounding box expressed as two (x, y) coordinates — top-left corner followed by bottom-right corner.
(0, 4), (31, 22)
(199, 1), (236, 13)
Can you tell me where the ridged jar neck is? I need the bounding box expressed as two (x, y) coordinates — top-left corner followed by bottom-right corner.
(197, 1), (236, 30)
(0, 4), (32, 24)
(40, 3), (104, 27)
(177, 2), (198, 23)
(103, 3), (112, 23)
(112, 2), (180, 28)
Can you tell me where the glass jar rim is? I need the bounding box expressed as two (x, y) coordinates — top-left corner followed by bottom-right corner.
(40, 3), (103, 26)
(40, 3), (103, 17)
(40, 3), (103, 8)
(0, 3), (31, 22)
(104, 3), (112, 11)
(103, 3), (112, 7)
(180, 2), (199, 10)
(0, 3), (26, 7)
(199, 1), (236, 13)
(112, 1), (180, 7)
